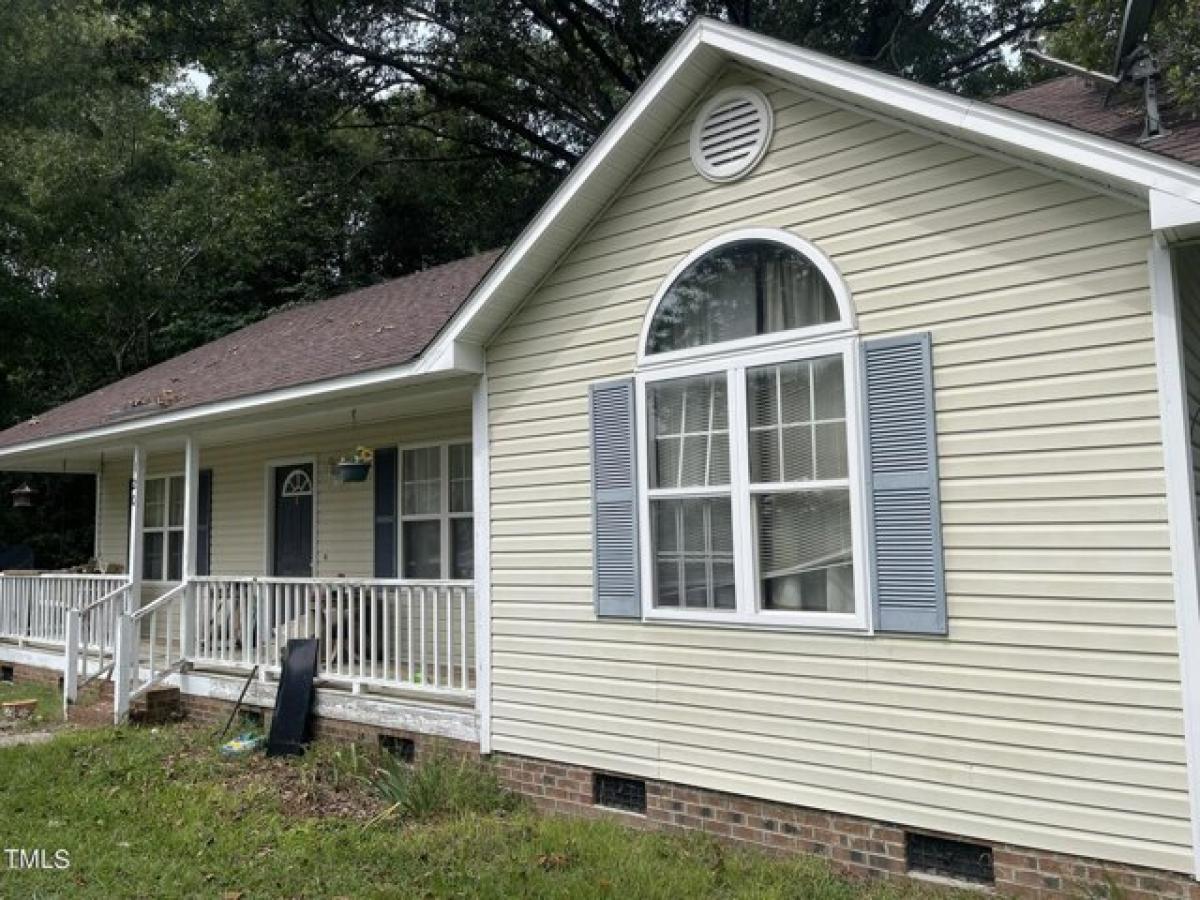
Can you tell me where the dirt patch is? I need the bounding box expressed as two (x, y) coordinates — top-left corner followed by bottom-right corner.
(225, 754), (385, 821)
(163, 729), (386, 822)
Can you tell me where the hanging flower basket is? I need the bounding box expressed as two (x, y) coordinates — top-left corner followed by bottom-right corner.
(336, 447), (374, 483)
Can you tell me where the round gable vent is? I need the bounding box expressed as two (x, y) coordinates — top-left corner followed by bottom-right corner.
(689, 87), (774, 183)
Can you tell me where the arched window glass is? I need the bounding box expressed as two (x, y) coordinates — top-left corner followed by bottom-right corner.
(280, 469), (313, 498)
(646, 240), (840, 355)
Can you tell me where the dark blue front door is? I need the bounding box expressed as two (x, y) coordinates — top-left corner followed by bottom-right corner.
(273, 464), (313, 577)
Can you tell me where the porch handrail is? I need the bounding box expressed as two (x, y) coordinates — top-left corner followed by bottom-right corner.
(63, 581), (131, 713)
(114, 582), (188, 723)
(0, 573), (129, 580)
(0, 573), (129, 646)
(132, 582), (187, 620)
(189, 575), (472, 587)
(80, 581), (133, 616)
(191, 576), (475, 700)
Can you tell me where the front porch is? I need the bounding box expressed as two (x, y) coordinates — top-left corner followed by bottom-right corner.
(0, 571), (475, 724)
(0, 374), (486, 737)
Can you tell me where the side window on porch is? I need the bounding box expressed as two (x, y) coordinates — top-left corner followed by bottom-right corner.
(131, 471), (213, 581)
(143, 475), (185, 581)
(399, 442), (473, 580)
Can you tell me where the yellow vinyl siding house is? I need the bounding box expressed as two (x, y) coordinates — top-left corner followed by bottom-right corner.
(1, 18), (1200, 897)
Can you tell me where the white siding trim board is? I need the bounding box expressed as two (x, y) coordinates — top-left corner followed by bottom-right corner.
(472, 377), (493, 753)
(1151, 235), (1200, 880)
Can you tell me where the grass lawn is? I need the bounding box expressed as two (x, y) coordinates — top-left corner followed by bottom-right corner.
(0, 680), (63, 734)
(0, 725), (969, 899)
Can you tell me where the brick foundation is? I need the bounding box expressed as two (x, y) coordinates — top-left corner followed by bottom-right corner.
(491, 753), (1200, 900)
(2, 661), (63, 690)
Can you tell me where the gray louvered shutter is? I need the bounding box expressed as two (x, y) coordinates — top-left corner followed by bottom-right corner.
(589, 379), (640, 618)
(862, 333), (947, 635)
(196, 469), (213, 576)
(373, 447), (398, 579)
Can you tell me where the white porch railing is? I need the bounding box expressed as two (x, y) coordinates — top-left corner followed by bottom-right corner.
(113, 583), (188, 722)
(63, 581), (130, 709)
(0, 574), (129, 645)
(191, 577), (475, 699)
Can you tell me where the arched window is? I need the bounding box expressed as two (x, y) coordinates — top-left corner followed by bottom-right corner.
(280, 468), (313, 498)
(636, 230), (866, 629)
(646, 239), (841, 355)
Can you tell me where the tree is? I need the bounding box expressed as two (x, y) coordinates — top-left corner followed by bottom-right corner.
(130, 0), (1074, 176)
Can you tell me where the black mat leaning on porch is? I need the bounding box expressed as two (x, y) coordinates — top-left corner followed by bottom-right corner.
(266, 639), (319, 757)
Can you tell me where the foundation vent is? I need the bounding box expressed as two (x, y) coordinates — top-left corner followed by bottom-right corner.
(905, 831), (995, 885)
(379, 734), (415, 763)
(593, 773), (646, 814)
(690, 87), (773, 182)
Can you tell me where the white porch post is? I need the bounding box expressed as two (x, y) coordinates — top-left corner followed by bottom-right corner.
(63, 608), (80, 711)
(126, 445), (146, 615)
(472, 375), (492, 754)
(181, 436), (199, 660)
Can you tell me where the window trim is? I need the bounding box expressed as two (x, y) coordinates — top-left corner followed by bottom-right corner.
(634, 232), (870, 631)
(636, 228), (857, 370)
(397, 438), (474, 581)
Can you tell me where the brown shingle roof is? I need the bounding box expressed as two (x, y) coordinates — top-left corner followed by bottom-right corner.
(0, 249), (502, 449)
(992, 75), (1200, 167)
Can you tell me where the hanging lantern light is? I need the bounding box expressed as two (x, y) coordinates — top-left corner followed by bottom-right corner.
(10, 483), (36, 509)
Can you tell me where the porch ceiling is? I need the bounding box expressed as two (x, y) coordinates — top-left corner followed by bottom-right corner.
(0, 376), (476, 472)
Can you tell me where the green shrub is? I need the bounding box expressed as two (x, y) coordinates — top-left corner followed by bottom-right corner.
(371, 752), (521, 822)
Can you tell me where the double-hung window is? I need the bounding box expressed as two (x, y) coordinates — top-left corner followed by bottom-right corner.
(400, 442), (473, 580)
(637, 232), (868, 629)
(143, 475), (185, 581)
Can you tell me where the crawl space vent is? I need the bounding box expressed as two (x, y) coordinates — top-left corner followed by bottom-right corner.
(593, 773), (646, 813)
(905, 831), (995, 885)
(689, 87), (774, 182)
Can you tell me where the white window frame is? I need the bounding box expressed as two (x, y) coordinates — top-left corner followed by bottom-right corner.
(141, 472), (185, 583)
(635, 229), (870, 630)
(398, 439), (474, 581)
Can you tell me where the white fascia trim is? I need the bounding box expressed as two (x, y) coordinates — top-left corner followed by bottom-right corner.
(0, 344), (480, 462)
(1149, 235), (1200, 879)
(1152, 190), (1200, 231)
